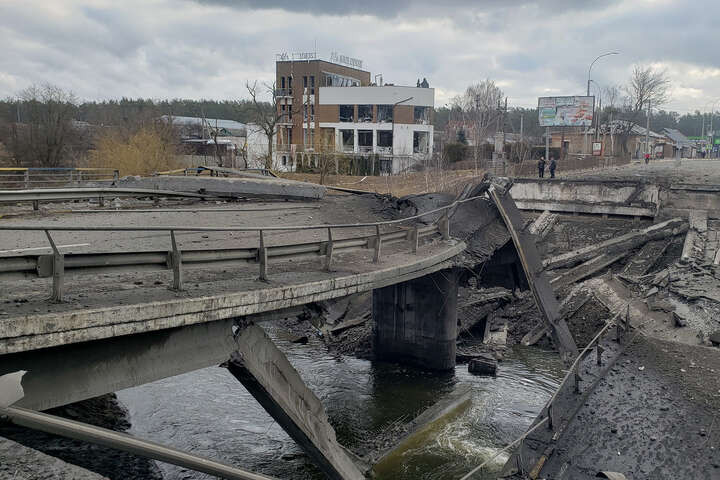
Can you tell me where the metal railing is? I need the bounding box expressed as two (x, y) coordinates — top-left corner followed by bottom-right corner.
(0, 187), (214, 210)
(0, 196), (483, 302)
(0, 168), (119, 190)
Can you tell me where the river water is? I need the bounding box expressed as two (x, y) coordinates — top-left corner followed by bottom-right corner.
(116, 324), (563, 480)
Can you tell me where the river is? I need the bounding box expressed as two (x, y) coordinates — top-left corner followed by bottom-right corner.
(116, 324), (563, 480)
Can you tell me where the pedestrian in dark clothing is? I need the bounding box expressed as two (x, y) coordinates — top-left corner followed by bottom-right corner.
(538, 157), (546, 178)
(549, 157), (557, 178)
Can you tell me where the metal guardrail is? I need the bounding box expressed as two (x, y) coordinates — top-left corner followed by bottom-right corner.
(0, 168), (119, 190)
(0, 187), (216, 210)
(0, 196), (483, 301)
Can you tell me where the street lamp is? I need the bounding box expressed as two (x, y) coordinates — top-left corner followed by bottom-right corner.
(585, 52), (619, 154)
(587, 52), (619, 96)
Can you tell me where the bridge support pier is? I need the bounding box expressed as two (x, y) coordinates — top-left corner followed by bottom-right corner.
(372, 268), (458, 371)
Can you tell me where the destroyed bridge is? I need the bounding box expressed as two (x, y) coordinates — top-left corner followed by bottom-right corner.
(0, 171), (713, 480)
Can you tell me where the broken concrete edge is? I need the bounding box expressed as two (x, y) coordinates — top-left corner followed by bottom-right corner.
(550, 251), (631, 289)
(0, 241), (466, 355)
(371, 385), (473, 474)
(228, 325), (366, 480)
(502, 323), (629, 477)
(544, 217), (688, 270)
(0, 370), (26, 407)
(488, 182), (579, 362)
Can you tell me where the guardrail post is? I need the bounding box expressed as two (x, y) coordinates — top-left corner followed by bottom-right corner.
(33, 200), (39, 211)
(98, 196), (105, 208)
(170, 230), (183, 291)
(113, 170), (119, 182)
(373, 224), (382, 263)
(44, 230), (64, 302)
(438, 212), (450, 240)
(408, 225), (419, 254)
(258, 230), (268, 281)
(24, 170), (29, 189)
(324, 227), (334, 271)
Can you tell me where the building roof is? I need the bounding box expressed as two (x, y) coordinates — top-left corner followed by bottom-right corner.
(662, 128), (692, 147)
(161, 115), (247, 135)
(601, 120), (665, 139)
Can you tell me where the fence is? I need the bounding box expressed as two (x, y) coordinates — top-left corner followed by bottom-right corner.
(508, 154), (631, 177)
(0, 168), (119, 190)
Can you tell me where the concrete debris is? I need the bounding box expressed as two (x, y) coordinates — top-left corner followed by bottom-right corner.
(527, 210), (559, 240)
(544, 217), (687, 270)
(681, 210), (708, 262)
(468, 355), (498, 375)
(550, 252), (630, 289)
(621, 238), (673, 278)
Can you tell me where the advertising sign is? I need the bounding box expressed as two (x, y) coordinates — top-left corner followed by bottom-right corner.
(538, 96), (595, 127)
(592, 142), (602, 156)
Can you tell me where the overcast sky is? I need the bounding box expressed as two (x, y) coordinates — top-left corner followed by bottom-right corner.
(1, 0), (719, 113)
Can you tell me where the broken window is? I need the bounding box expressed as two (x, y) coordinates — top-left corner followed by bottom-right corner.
(377, 105), (393, 123)
(358, 130), (373, 153)
(340, 129), (354, 152)
(377, 130), (392, 153)
(414, 106), (429, 125)
(413, 131), (429, 154)
(358, 105), (372, 122)
(339, 105), (354, 122)
(322, 71), (361, 87)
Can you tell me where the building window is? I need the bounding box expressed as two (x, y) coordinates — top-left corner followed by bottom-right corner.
(377, 131), (393, 153)
(281, 77), (285, 89)
(339, 105), (354, 122)
(287, 128), (292, 143)
(358, 130), (372, 153)
(414, 106), (430, 125)
(413, 131), (429, 154)
(340, 129), (354, 152)
(358, 105), (372, 122)
(288, 77), (292, 94)
(303, 76), (308, 89)
(303, 104), (314, 121)
(377, 105), (393, 123)
(303, 128), (315, 146)
(282, 156), (287, 166)
(310, 75), (315, 95)
(322, 71), (361, 87)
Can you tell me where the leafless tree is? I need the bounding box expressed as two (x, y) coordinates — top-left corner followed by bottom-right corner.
(616, 65), (671, 155)
(246, 80), (300, 170)
(1, 84), (81, 167)
(603, 85), (621, 155)
(451, 79), (505, 173)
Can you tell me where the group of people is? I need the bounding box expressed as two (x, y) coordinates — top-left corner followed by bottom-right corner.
(537, 156), (557, 178)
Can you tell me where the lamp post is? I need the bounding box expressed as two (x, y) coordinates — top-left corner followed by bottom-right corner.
(710, 99), (720, 158)
(391, 96), (414, 157)
(585, 52), (619, 154)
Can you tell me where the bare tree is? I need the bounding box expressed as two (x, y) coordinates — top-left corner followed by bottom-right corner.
(2, 84), (80, 167)
(451, 79), (505, 173)
(616, 65), (671, 155)
(246, 80), (300, 170)
(603, 85), (621, 155)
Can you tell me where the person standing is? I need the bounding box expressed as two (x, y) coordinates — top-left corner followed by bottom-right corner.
(538, 156), (546, 178)
(549, 157), (557, 178)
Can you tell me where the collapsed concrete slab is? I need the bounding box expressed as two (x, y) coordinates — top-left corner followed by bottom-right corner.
(488, 180), (578, 362)
(227, 325), (364, 480)
(509, 179), (659, 217)
(544, 217), (687, 270)
(114, 174), (326, 201)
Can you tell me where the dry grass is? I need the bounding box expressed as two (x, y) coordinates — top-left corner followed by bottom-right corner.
(279, 169), (484, 197)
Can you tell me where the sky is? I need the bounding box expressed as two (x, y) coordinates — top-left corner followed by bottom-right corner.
(1, 0), (719, 114)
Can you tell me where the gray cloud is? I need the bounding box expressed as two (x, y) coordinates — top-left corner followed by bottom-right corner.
(0, 0), (718, 115)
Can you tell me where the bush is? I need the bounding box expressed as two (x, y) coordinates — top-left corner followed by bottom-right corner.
(444, 143), (468, 163)
(90, 126), (183, 176)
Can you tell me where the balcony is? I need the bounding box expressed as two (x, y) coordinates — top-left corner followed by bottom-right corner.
(275, 88), (293, 98)
(277, 114), (293, 125)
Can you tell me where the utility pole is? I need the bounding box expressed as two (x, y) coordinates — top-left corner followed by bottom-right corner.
(645, 99), (651, 160)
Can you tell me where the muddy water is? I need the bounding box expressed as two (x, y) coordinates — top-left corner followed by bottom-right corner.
(116, 325), (563, 480)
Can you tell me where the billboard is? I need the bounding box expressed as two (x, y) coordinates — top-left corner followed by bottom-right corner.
(538, 96), (594, 127)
